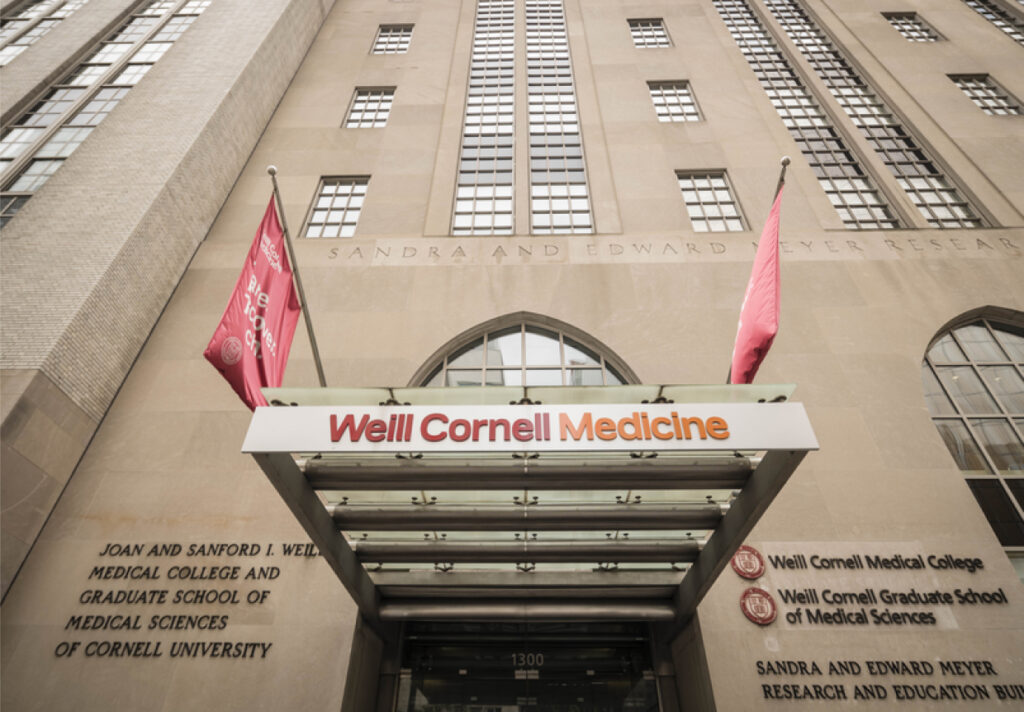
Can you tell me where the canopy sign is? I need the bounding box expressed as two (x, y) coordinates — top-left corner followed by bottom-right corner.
(242, 403), (817, 454)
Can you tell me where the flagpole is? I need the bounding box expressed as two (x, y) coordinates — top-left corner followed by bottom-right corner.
(267, 166), (328, 388)
(773, 155), (791, 201)
(727, 156), (791, 385)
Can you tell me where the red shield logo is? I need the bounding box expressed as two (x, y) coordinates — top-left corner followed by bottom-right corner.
(731, 545), (765, 580)
(740, 587), (777, 626)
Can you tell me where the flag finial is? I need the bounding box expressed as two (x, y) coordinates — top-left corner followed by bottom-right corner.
(267, 165), (278, 176)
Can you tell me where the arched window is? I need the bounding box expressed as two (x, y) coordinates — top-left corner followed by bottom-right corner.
(921, 309), (1024, 578)
(412, 314), (638, 387)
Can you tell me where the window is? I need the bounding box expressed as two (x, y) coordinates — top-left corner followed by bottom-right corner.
(0, 0), (91, 67)
(883, 12), (943, 41)
(34, 126), (93, 158)
(417, 317), (634, 388)
(345, 87), (395, 127)
(303, 177), (368, 238)
(963, 0), (1024, 46)
(712, 0), (899, 230)
(950, 75), (1022, 116)
(15, 87), (85, 128)
(677, 172), (745, 232)
(0, 127), (45, 164)
(153, 14), (196, 41)
(648, 81), (702, 122)
(371, 24), (413, 54)
(69, 87), (130, 126)
(0, 0), (210, 220)
(7, 158), (61, 192)
(628, 18), (670, 47)
(453, 0), (515, 235)
(112, 15), (160, 43)
(0, 194), (28, 227)
(526, 0), (592, 234)
(923, 313), (1024, 575)
(761, 0), (984, 229)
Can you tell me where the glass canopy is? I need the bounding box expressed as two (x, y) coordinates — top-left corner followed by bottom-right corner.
(250, 384), (812, 631)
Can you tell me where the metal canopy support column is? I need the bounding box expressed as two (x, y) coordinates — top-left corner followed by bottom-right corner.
(668, 449), (808, 638)
(251, 452), (385, 637)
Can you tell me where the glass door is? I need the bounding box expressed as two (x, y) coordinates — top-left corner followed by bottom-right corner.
(396, 622), (660, 712)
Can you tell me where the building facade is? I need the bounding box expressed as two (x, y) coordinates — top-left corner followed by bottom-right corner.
(2, 0), (1023, 709)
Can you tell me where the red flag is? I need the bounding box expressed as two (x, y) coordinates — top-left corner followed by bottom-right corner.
(730, 186), (783, 384)
(204, 197), (301, 409)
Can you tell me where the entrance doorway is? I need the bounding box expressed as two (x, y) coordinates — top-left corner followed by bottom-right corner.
(395, 622), (660, 711)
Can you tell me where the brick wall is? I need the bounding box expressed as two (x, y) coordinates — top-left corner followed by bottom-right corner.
(0, 0), (334, 596)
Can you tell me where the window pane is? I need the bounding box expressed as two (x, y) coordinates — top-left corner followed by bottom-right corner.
(492, 368), (523, 386)
(113, 63), (153, 86)
(445, 370), (482, 387)
(934, 420), (990, 475)
(483, 369), (507, 386)
(524, 368), (563, 386)
(969, 419), (1024, 473)
(927, 333), (967, 362)
(1007, 479), (1024, 511)
(63, 64), (109, 87)
(524, 329), (560, 366)
(935, 366), (998, 413)
(568, 368), (604, 386)
(954, 323), (1007, 361)
(37, 126), (91, 158)
(966, 480), (1024, 546)
(488, 330), (522, 367)
(994, 326), (1024, 361)
(921, 365), (955, 415)
(448, 342), (486, 369)
(0, 127), (44, 160)
(979, 366), (1024, 414)
(1010, 553), (1024, 585)
(564, 337), (600, 367)
(9, 159), (62, 191)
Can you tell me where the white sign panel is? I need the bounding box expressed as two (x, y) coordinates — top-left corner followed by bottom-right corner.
(242, 403), (817, 454)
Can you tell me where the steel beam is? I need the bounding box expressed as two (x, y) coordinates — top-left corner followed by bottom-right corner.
(251, 452), (384, 636)
(379, 599), (676, 621)
(378, 585), (681, 599)
(373, 570), (682, 599)
(304, 457), (753, 490)
(668, 448), (809, 638)
(352, 539), (701, 563)
(330, 503), (725, 531)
